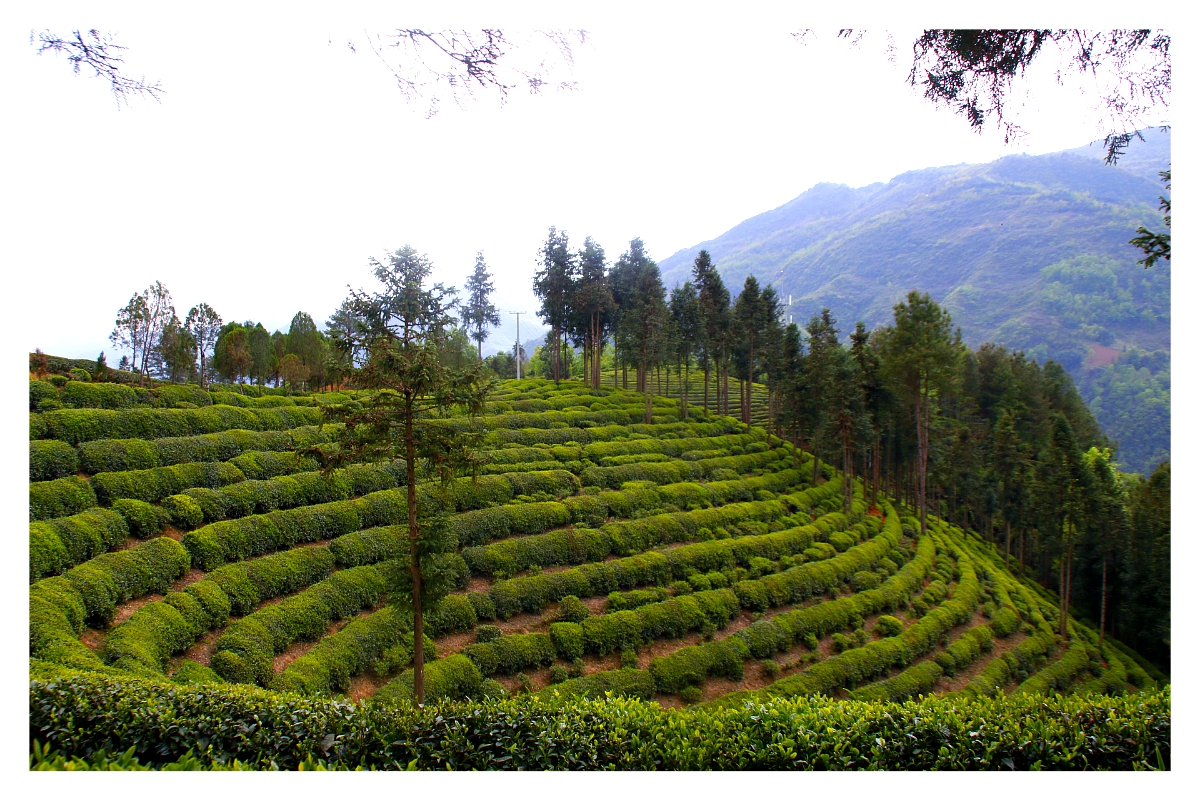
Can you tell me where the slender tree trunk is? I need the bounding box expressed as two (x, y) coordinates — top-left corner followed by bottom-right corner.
(703, 364), (709, 414)
(812, 450), (821, 488)
(622, 364), (627, 390)
(916, 394), (929, 538)
(872, 435), (881, 510)
(1099, 555), (1108, 654)
(1005, 519), (1012, 571)
(841, 427), (853, 514)
(643, 362), (653, 425)
(405, 401), (425, 705)
(683, 361), (690, 420)
(1019, 528), (1025, 576)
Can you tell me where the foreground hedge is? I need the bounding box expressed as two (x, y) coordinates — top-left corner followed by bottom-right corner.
(28, 664), (1170, 769)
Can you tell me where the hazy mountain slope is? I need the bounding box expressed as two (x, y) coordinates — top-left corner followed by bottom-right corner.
(657, 133), (1170, 474)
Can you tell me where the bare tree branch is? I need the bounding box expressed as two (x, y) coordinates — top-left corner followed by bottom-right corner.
(31, 28), (164, 107)
(351, 28), (584, 117)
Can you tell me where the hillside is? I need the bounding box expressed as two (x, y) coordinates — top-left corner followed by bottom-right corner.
(28, 378), (1168, 769)
(658, 130), (1170, 475)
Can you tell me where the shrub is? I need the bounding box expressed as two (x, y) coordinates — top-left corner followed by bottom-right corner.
(549, 622), (584, 660)
(556, 594), (590, 623)
(475, 625), (502, 644)
(679, 686), (703, 704)
(110, 499), (170, 538)
(463, 633), (556, 676)
(621, 649), (639, 669)
(828, 532), (855, 552)
(162, 494), (204, 530)
(30, 440), (79, 482)
(58, 536), (191, 624)
(548, 665), (569, 684)
(29, 508), (129, 582)
(30, 476), (97, 521)
(534, 667), (656, 702)
(760, 659), (781, 678)
(875, 615), (904, 638)
(373, 654), (485, 705)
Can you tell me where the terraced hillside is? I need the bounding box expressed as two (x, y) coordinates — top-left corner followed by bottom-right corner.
(29, 376), (1169, 769)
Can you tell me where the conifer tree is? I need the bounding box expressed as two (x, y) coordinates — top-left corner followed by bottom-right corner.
(463, 251), (501, 361)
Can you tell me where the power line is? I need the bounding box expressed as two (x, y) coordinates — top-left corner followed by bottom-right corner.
(508, 311), (525, 380)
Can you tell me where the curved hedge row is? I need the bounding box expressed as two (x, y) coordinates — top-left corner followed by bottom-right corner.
(77, 427), (328, 474)
(462, 495), (801, 577)
(30, 440), (79, 482)
(92, 461), (247, 505)
(29, 476), (97, 521)
(33, 405), (323, 445)
(210, 562), (399, 686)
(716, 533), (981, 705)
(30, 508), (129, 582)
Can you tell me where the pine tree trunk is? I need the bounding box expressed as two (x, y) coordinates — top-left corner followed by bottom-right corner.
(703, 364), (709, 414)
(842, 427), (853, 514)
(916, 394), (929, 538)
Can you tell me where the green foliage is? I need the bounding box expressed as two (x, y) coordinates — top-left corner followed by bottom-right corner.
(29, 440), (79, 482)
(29, 476), (97, 521)
(556, 594), (590, 622)
(875, 615), (904, 638)
(110, 499), (170, 538)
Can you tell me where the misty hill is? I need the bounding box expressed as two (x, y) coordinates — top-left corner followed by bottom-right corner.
(658, 129), (1170, 475)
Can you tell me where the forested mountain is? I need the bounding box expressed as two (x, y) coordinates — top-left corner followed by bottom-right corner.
(658, 130), (1170, 475)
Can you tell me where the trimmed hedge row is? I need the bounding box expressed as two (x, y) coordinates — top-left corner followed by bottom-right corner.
(180, 468), (583, 570)
(30, 508), (129, 582)
(210, 562), (398, 686)
(580, 589), (741, 656)
(34, 405), (324, 445)
(489, 552), (673, 620)
(30, 476), (97, 521)
(463, 632), (557, 675)
(30, 535), (191, 628)
(849, 660), (945, 703)
(717, 534), (981, 705)
(181, 488), (409, 570)
(579, 450), (788, 489)
(462, 496), (798, 577)
(372, 654), (488, 705)
(92, 461), (246, 505)
(78, 427), (327, 474)
(1015, 639), (1093, 696)
(648, 637), (752, 693)
(535, 668), (657, 702)
(30, 440), (79, 482)
(25, 661), (1173, 769)
(271, 606), (417, 695)
(99, 526), (430, 679)
(482, 419), (742, 447)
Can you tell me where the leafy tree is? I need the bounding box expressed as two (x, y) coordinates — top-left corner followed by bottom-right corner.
(732, 277), (765, 425)
(533, 228), (577, 385)
(462, 251), (501, 360)
(607, 242), (647, 390)
(286, 312), (328, 391)
(317, 245), (489, 705)
(156, 314), (197, 383)
(668, 282), (701, 419)
(269, 331), (287, 386)
(614, 240), (669, 424)
(184, 303), (223, 389)
(803, 309), (841, 488)
(1037, 412), (1094, 636)
(571, 237), (613, 389)
(878, 292), (962, 536)
(850, 321), (891, 508)
(110, 293), (149, 378)
(245, 323), (274, 385)
(213, 325), (253, 386)
(692, 250), (731, 415)
(277, 353), (309, 390)
(822, 344), (868, 513)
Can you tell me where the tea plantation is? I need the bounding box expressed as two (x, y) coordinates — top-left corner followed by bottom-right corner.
(28, 377), (1170, 770)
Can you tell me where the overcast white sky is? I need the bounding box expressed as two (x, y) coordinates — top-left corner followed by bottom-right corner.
(1, 2), (1181, 361)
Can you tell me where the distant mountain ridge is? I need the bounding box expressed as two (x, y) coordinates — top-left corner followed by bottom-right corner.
(657, 129), (1170, 474)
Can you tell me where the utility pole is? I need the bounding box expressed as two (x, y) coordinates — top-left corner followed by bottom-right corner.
(510, 311), (525, 380)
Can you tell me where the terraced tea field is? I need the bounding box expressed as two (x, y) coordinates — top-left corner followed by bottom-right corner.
(30, 377), (1163, 715)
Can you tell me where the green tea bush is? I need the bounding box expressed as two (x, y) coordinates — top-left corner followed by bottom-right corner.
(372, 654), (484, 705)
(874, 615), (904, 638)
(475, 624), (502, 643)
(463, 633), (556, 675)
(648, 637), (750, 693)
(161, 494), (203, 529)
(29, 508), (129, 582)
(29, 440), (79, 482)
(60, 381), (138, 410)
(549, 622), (585, 660)
(271, 606), (419, 695)
(110, 499), (170, 538)
(607, 587), (669, 611)
(30, 476), (97, 521)
(56, 536), (191, 624)
(211, 563), (392, 685)
(556, 594), (590, 622)
(91, 461), (246, 505)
